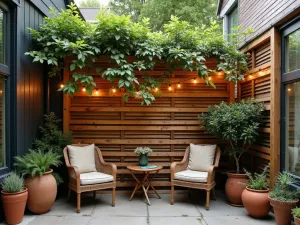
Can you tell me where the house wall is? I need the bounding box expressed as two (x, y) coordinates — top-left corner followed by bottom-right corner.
(63, 58), (234, 189)
(15, 0), (68, 156)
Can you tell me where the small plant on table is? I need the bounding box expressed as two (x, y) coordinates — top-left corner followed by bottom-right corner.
(135, 147), (153, 166)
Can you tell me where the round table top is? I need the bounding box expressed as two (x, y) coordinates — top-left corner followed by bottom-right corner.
(127, 165), (163, 172)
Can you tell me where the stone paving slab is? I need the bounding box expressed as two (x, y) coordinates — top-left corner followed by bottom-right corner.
(1, 191), (276, 225)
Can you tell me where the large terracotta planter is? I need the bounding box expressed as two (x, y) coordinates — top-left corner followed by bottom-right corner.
(269, 197), (298, 225)
(295, 217), (300, 225)
(1, 188), (28, 225)
(241, 187), (270, 218)
(25, 169), (57, 214)
(225, 172), (248, 206)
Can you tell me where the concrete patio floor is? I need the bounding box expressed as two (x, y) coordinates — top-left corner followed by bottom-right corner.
(2, 191), (276, 225)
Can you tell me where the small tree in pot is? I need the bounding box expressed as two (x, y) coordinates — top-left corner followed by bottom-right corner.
(292, 208), (300, 225)
(269, 172), (299, 225)
(200, 100), (264, 206)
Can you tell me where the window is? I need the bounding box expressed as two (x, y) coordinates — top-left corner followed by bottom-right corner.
(282, 20), (300, 179)
(228, 6), (238, 35)
(0, 6), (7, 169)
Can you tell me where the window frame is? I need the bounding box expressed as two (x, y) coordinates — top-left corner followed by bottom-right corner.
(0, 1), (11, 177)
(227, 6), (238, 36)
(280, 18), (300, 186)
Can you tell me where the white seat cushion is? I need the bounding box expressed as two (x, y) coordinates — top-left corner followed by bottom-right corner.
(188, 144), (216, 171)
(80, 172), (114, 185)
(67, 144), (96, 174)
(174, 170), (208, 183)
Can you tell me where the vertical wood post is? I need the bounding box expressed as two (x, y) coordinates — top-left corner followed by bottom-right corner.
(63, 60), (70, 133)
(270, 27), (281, 187)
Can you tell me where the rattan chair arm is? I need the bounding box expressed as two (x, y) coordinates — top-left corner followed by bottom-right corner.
(67, 166), (80, 187)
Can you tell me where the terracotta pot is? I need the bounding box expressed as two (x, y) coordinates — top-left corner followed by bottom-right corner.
(295, 217), (300, 225)
(225, 172), (248, 206)
(241, 187), (270, 218)
(1, 188), (28, 225)
(269, 197), (298, 225)
(25, 169), (57, 214)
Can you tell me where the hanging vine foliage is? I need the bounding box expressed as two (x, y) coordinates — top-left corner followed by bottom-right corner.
(26, 3), (253, 105)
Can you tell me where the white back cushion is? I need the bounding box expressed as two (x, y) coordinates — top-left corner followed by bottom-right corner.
(67, 144), (96, 174)
(188, 144), (216, 171)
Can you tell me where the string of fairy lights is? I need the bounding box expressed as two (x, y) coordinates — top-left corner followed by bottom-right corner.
(59, 67), (269, 95)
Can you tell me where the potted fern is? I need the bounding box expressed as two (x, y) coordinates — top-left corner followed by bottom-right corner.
(14, 150), (61, 214)
(134, 147), (153, 166)
(292, 208), (300, 225)
(269, 172), (299, 225)
(201, 100), (264, 206)
(241, 165), (270, 218)
(1, 172), (28, 225)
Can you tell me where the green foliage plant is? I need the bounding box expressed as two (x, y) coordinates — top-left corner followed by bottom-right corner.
(134, 147), (152, 156)
(269, 172), (300, 202)
(292, 207), (300, 219)
(1, 172), (25, 193)
(14, 150), (61, 178)
(33, 112), (72, 156)
(79, 0), (101, 8)
(200, 100), (264, 174)
(26, 3), (253, 105)
(244, 164), (269, 190)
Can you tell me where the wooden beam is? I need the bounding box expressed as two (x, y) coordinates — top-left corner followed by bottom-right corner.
(242, 30), (271, 52)
(270, 27), (281, 187)
(69, 120), (202, 125)
(69, 125), (204, 131)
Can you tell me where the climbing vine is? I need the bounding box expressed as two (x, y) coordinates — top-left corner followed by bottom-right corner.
(26, 3), (253, 105)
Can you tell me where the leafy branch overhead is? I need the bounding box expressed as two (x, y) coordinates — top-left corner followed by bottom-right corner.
(25, 3), (252, 105)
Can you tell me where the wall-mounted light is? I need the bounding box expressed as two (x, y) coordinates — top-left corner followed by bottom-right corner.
(208, 76), (212, 81)
(168, 84), (172, 91)
(60, 83), (64, 88)
(82, 87), (86, 92)
(112, 88), (116, 93)
(258, 68), (263, 76)
(177, 82), (181, 88)
(95, 89), (99, 95)
(193, 78), (197, 83)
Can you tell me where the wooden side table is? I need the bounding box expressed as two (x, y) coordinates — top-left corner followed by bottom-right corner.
(127, 165), (163, 205)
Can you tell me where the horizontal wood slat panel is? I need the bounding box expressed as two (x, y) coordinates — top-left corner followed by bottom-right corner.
(64, 58), (231, 189)
(239, 40), (271, 175)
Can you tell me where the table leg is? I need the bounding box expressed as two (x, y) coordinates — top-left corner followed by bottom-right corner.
(142, 184), (151, 205)
(145, 170), (161, 199)
(129, 183), (141, 201)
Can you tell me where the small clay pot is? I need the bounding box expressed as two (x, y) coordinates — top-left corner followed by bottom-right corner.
(295, 217), (300, 225)
(269, 196), (298, 225)
(242, 187), (270, 218)
(1, 188), (28, 225)
(225, 172), (248, 206)
(25, 169), (57, 214)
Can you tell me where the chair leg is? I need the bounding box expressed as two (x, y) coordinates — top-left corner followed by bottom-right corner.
(205, 190), (210, 211)
(170, 185), (174, 205)
(93, 191), (96, 199)
(211, 187), (216, 200)
(77, 193), (81, 213)
(112, 188), (116, 207)
(67, 188), (71, 201)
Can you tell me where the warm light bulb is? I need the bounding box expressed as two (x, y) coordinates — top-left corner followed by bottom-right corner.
(288, 88), (291, 92)
(249, 75), (253, 79)
(258, 71), (263, 75)
(168, 85), (172, 91)
(218, 71), (222, 76)
(95, 89), (99, 95)
(60, 83), (64, 88)
(193, 78), (197, 83)
(112, 88), (116, 93)
(208, 76), (212, 81)
(82, 87), (86, 92)
(177, 82), (181, 88)
(155, 87), (158, 92)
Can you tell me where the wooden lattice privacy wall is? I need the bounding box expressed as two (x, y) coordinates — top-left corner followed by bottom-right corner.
(63, 57), (235, 189)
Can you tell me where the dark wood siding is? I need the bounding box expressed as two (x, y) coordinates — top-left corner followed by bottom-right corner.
(15, 0), (67, 156)
(239, 0), (300, 42)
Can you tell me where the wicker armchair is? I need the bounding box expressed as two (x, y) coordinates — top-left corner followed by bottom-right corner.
(63, 144), (117, 213)
(170, 145), (221, 210)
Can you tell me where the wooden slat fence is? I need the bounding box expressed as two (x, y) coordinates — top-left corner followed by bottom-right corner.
(64, 58), (233, 188)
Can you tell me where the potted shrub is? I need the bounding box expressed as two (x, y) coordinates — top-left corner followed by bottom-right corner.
(14, 150), (61, 214)
(241, 165), (270, 218)
(1, 172), (28, 225)
(134, 147), (153, 166)
(292, 208), (300, 225)
(269, 172), (299, 225)
(200, 100), (264, 206)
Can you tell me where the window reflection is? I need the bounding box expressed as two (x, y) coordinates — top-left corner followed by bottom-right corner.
(286, 29), (300, 72)
(286, 82), (300, 175)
